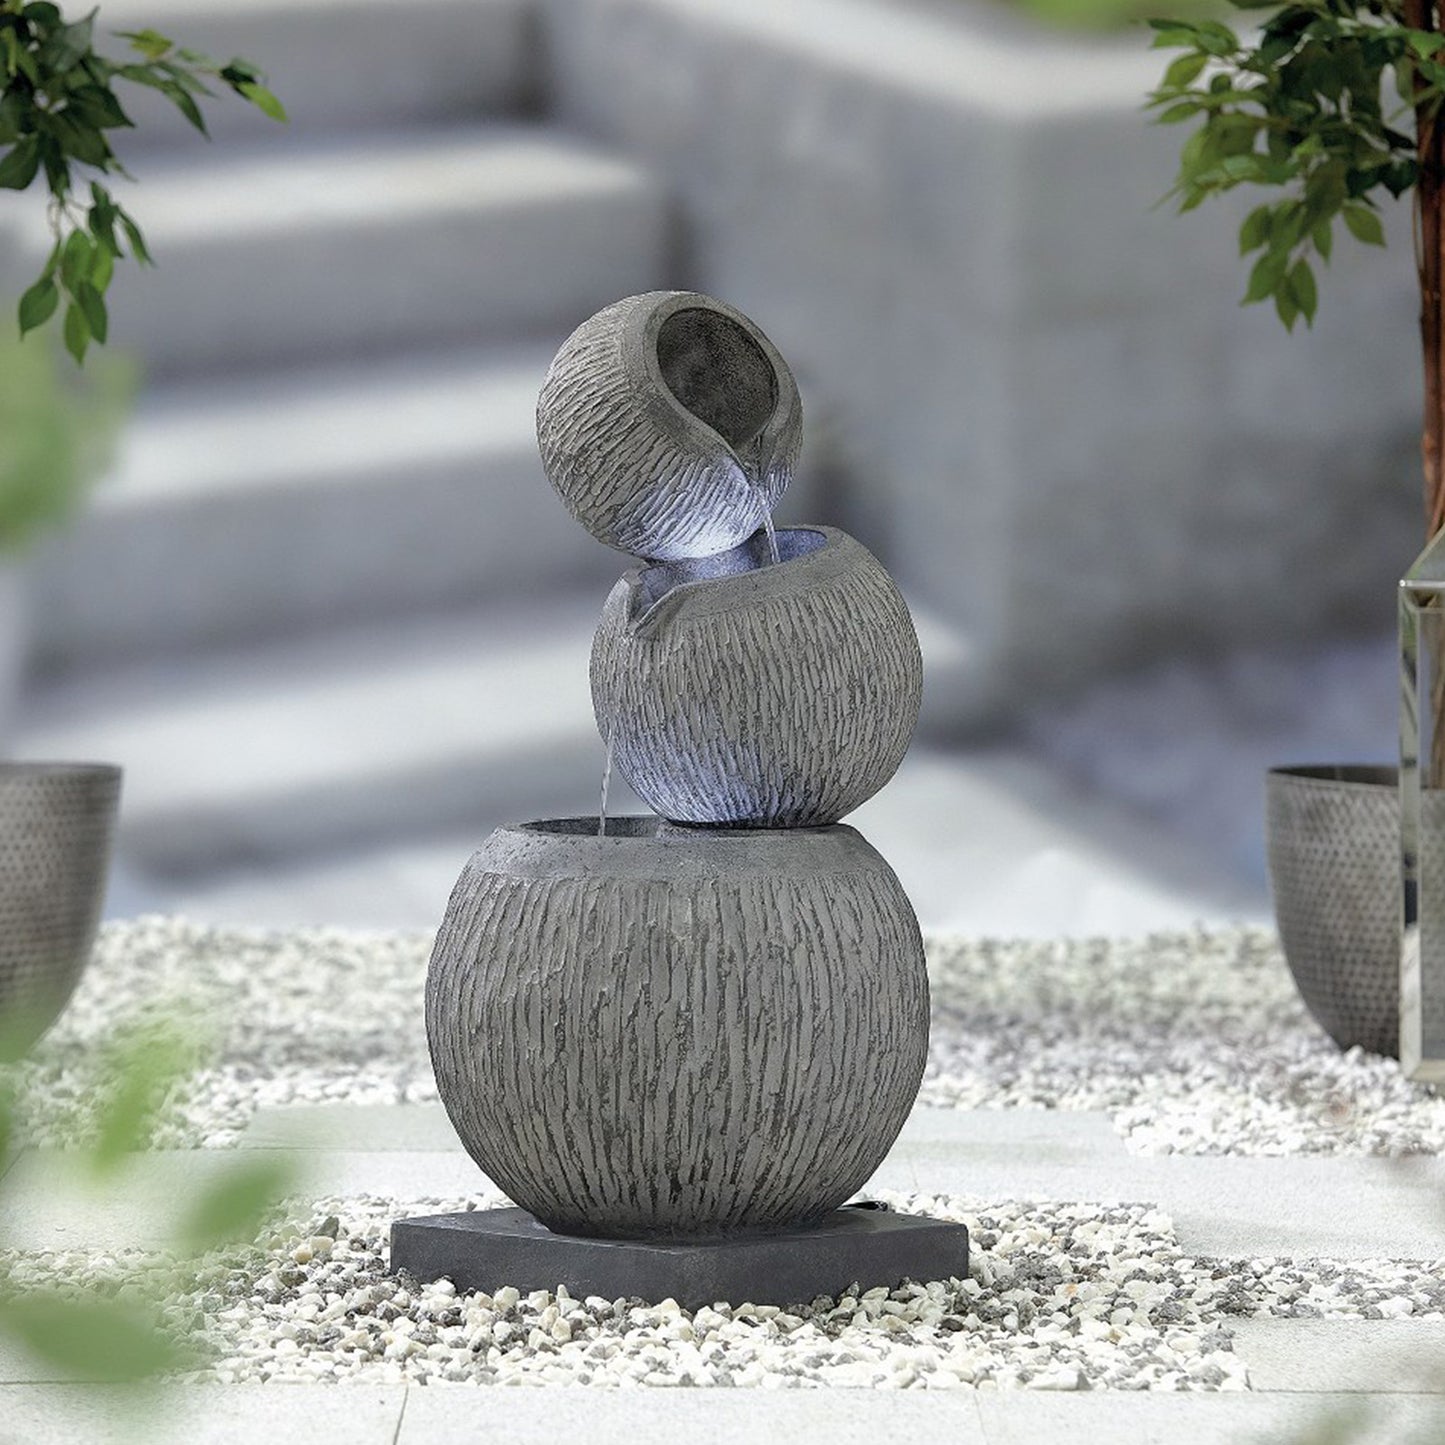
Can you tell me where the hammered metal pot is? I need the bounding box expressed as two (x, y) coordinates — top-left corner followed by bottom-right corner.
(426, 816), (929, 1240)
(0, 762), (122, 1060)
(590, 525), (923, 828)
(1266, 765), (1400, 1057)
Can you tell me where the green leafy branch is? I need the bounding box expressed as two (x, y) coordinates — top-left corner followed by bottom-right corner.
(0, 1), (286, 363)
(0, 1016), (297, 1386)
(1145, 1), (1434, 330)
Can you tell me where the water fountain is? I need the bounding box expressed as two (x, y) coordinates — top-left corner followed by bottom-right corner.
(392, 291), (969, 1307)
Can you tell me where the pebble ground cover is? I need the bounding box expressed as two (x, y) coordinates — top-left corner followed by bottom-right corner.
(3, 919), (1443, 1389)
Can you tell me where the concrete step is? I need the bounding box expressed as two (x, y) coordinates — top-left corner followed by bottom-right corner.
(26, 342), (624, 666)
(94, 0), (533, 150)
(15, 597), (614, 876)
(10, 125), (670, 377)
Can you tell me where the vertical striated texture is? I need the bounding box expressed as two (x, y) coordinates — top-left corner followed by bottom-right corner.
(426, 820), (929, 1240)
(0, 764), (121, 1061)
(535, 291), (802, 561)
(590, 526), (923, 827)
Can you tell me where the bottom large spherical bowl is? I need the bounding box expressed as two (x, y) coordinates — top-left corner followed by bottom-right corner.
(0, 762), (122, 1061)
(426, 817), (928, 1240)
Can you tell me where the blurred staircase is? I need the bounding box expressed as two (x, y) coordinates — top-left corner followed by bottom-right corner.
(9, 0), (672, 898)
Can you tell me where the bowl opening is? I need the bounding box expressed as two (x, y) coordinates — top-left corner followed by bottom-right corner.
(656, 306), (777, 453)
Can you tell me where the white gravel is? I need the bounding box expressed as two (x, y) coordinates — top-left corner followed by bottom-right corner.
(6, 918), (1445, 1392)
(7, 918), (1442, 1156)
(6, 1188), (1443, 1390)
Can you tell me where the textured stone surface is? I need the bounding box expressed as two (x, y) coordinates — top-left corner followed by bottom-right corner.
(0, 764), (120, 1060)
(391, 1204), (969, 1309)
(8, 127), (669, 380)
(590, 525), (922, 826)
(536, 291), (802, 560)
(426, 818), (929, 1239)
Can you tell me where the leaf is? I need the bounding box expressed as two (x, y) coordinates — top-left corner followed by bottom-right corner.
(1288, 258), (1318, 325)
(59, 227), (93, 289)
(0, 137), (39, 190)
(0, 1293), (187, 1382)
(175, 1157), (296, 1253)
(237, 82), (286, 123)
(1156, 101), (1200, 124)
(1164, 51), (1209, 89)
(62, 299), (88, 364)
(118, 209), (153, 265)
(36, 10), (95, 73)
(45, 108), (111, 168)
(162, 82), (207, 136)
(17, 276), (58, 333)
(89, 239), (114, 291)
(1313, 219), (1333, 263)
(87, 1024), (193, 1175)
(117, 28), (173, 62)
(1343, 203), (1386, 246)
(76, 281), (106, 344)
(67, 84), (132, 130)
(1275, 283), (1300, 332)
(1410, 31), (1444, 60)
(1244, 250), (1285, 304)
(1239, 205), (1272, 255)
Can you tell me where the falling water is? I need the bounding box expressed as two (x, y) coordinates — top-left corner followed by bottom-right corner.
(753, 458), (780, 566)
(598, 714), (616, 838)
(761, 506), (780, 567)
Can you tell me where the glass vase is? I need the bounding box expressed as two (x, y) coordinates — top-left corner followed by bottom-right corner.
(1399, 529), (1445, 1078)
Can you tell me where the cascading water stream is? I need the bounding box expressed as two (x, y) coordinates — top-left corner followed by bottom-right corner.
(598, 714), (616, 838)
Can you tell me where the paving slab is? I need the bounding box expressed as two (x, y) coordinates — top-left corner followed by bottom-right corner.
(974, 1390), (1445, 1445)
(903, 1138), (1445, 1261)
(1231, 1319), (1445, 1395)
(397, 1383), (987, 1444)
(238, 1104), (464, 1152)
(0, 1383), (405, 1445)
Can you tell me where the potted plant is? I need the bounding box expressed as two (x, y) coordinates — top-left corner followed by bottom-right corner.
(1146, 2), (1445, 1061)
(0, 2), (284, 743)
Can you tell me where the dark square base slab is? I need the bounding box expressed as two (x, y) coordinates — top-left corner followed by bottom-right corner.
(390, 1204), (969, 1309)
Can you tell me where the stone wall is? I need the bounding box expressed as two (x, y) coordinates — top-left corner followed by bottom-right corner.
(538, 0), (1424, 728)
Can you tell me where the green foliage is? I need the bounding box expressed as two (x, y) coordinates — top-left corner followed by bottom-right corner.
(0, 325), (131, 553)
(1146, 1), (1431, 330)
(0, 1015), (297, 1386)
(0, 1), (286, 362)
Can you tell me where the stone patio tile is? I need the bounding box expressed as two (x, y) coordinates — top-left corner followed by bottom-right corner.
(0, 1383), (405, 1445)
(904, 1143), (1445, 1260)
(397, 1383), (987, 1444)
(0, 1151), (486, 1252)
(1231, 1319), (1445, 1394)
(237, 1103), (464, 1152)
(975, 1390), (1445, 1445)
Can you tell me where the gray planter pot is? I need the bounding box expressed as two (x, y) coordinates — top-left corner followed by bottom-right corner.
(590, 525), (922, 827)
(426, 817), (929, 1240)
(0, 762), (122, 1061)
(1266, 765), (1402, 1057)
(536, 290), (803, 561)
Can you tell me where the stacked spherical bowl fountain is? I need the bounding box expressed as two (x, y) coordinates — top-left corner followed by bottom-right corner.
(392, 292), (968, 1306)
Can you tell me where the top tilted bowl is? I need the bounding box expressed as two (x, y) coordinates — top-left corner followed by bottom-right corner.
(536, 291), (803, 561)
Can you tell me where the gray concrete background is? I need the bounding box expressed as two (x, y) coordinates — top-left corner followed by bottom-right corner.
(0, 0), (1413, 931)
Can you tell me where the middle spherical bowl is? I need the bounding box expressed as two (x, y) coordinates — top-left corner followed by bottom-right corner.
(589, 525), (923, 828)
